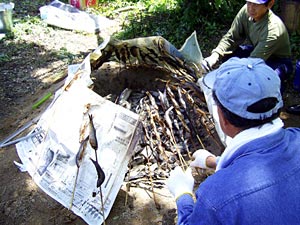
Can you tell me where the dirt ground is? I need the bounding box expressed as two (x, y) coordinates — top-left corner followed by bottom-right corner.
(0, 2), (190, 224)
(1, 2), (300, 225)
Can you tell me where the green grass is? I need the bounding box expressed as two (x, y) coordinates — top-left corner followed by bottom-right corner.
(92, 0), (300, 61)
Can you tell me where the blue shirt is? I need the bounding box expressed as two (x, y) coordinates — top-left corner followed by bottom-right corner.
(176, 127), (300, 225)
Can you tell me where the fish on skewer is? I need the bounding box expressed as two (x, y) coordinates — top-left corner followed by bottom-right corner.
(90, 158), (105, 188)
(164, 106), (188, 169)
(90, 158), (106, 225)
(70, 135), (89, 210)
(88, 114), (98, 161)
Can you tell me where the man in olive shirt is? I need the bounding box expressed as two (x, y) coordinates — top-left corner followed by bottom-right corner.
(203, 0), (293, 91)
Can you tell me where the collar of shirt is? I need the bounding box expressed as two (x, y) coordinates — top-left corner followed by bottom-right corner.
(247, 9), (270, 23)
(216, 118), (284, 171)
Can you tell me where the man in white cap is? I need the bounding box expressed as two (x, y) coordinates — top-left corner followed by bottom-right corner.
(202, 0), (292, 91)
(167, 57), (300, 225)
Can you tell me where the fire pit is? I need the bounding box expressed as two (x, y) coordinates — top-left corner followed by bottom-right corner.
(90, 36), (224, 197)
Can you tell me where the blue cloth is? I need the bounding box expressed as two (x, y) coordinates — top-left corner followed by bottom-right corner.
(211, 58), (283, 120)
(222, 45), (293, 92)
(176, 127), (300, 225)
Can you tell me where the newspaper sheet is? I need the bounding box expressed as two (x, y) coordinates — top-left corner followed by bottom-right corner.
(15, 57), (140, 225)
(14, 32), (205, 224)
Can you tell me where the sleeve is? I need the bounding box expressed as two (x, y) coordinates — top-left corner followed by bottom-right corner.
(249, 16), (288, 60)
(176, 194), (195, 224)
(176, 192), (222, 225)
(249, 36), (278, 60)
(212, 5), (247, 57)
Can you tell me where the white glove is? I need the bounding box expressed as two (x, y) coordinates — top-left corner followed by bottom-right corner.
(202, 52), (219, 71)
(167, 166), (194, 199)
(190, 149), (215, 169)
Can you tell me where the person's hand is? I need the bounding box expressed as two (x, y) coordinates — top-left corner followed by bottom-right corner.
(166, 166), (194, 199)
(190, 149), (215, 169)
(202, 52), (219, 72)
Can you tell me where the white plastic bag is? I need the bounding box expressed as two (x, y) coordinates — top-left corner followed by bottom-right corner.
(0, 2), (14, 33)
(39, 0), (118, 33)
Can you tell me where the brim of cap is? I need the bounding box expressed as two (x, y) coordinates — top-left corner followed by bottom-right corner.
(246, 0), (267, 4)
(202, 69), (217, 90)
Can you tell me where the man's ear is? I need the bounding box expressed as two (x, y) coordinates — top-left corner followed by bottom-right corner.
(217, 106), (241, 138)
(267, 0), (275, 9)
(217, 106), (227, 131)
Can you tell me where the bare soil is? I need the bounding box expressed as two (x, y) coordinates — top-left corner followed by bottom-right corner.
(1, 1), (300, 225)
(0, 2), (181, 224)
